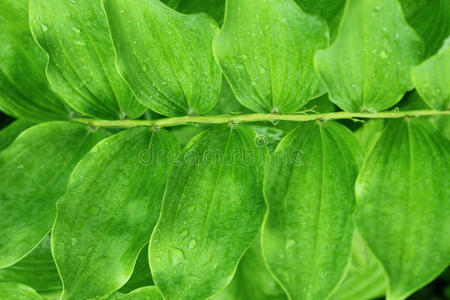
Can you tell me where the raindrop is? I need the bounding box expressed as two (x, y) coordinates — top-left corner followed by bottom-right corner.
(70, 0), (77, 4)
(71, 27), (81, 33)
(17, 164), (24, 169)
(259, 67), (266, 74)
(368, 107), (377, 113)
(374, 6), (381, 11)
(189, 240), (197, 249)
(71, 237), (77, 245)
(168, 247), (185, 266)
(40, 23), (48, 32)
(187, 204), (196, 214)
(180, 229), (189, 237)
(285, 239), (296, 250)
(380, 50), (388, 59)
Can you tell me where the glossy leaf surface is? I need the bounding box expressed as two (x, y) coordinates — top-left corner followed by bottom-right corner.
(150, 125), (267, 299)
(214, 0), (328, 113)
(0, 283), (42, 300)
(400, 0), (450, 57)
(29, 0), (145, 119)
(0, 0), (68, 122)
(103, 0), (221, 117)
(0, 122), (106, 268)
(356, 118), (450, 300)
(412, 37), (450, 110)
(109, 286), (163, 300)
(262, 121), (364, 300)
(0, 235), (61, 293)
(0, 120), (34, 151)
(53, 127), (178, 300)
(314, 0), (424, 112)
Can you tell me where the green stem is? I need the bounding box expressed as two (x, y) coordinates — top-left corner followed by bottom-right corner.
(73, 109), (449, 128)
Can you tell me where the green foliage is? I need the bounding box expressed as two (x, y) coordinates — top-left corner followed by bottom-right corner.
(0, 0), (448, 299)
(0, 0), (69, 122)
(314, 0), (424, 112)
(150, 125), (267, 299)
(53, 128), (177, 299)
(103, 0), (221, 117)
(214, 0), (328, 113)
(262, 121), (364, 299)
(29, 0), (145, 119)
(0, 122), (107, 268)
(356, 118), (450, 300)
(412, 37), (450, 110)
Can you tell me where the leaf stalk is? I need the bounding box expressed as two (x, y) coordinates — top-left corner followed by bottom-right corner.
(72, 110), (450, 128)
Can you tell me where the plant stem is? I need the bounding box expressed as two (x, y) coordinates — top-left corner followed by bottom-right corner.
(73, 109), (450, 128)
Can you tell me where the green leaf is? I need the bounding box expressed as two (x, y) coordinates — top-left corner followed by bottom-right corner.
(103, 0), (221, 117)
(29, 0), (145, 120)
(0, 0), (69, 122)
(400, 0), (450, 57)
(150, 125), (267, 299)
(0, 120), (34, 151)
(355, 118), (450, 300)
(212, 237), (286, 300)
(412, 37), (450, 110)
(108, 286), (163, 300)
(354, 119), (385, 152)
(213, 0), (328, 113)
(52, 127), (178, 300)
(329, 232), (387, 300)
(0, 235), (61, 294)
(314, 0), (424, 112)
(294, 0), (346, 41)
(0, 122), (107, 268)
(175, 0), (225, 24)
(262, 121), (364, 300)
(0, 283), (42, 300)
(119, 244), (153, 293)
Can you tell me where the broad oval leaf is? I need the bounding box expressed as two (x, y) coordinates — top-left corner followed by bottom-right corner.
(0, 235), (61, 294)
(213, 0), (328, 113)
(52, 127), (178, 300)
(0, 282), (42, 300)
(412, 37), (450, 110)
(150, 125), (268, 299)
(0, 0), (69, 122)
(355, 118), (450, 300)
(29, 0), (145, 120)
(0, 122), (107, 268)
(109, 286), (163, 300)
(0, 120), (34, 151)
(294, 0), (346, 41)
(103, 0), (222, 117)
(262, 121), (364, 300)
(400, 0), (450, 57)
(314, 0), (424, 112)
